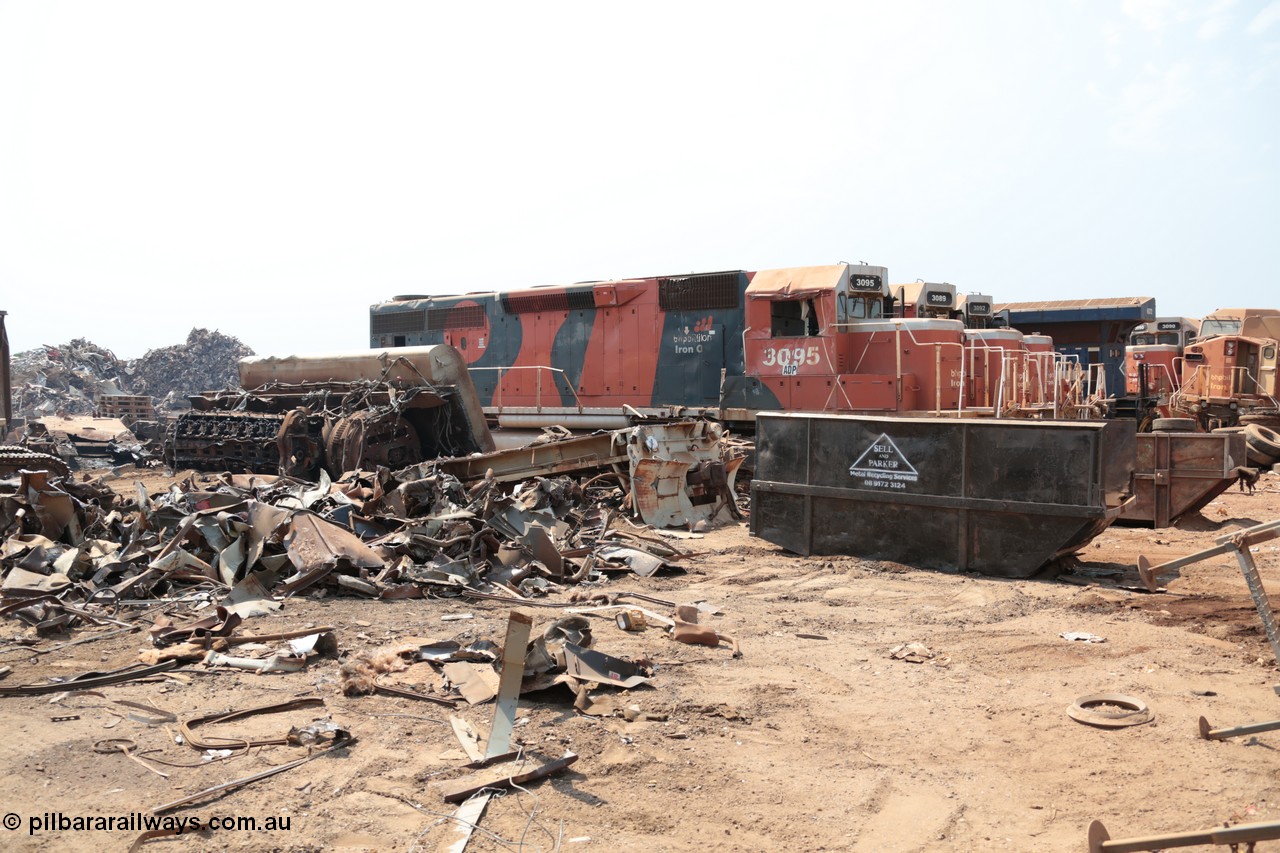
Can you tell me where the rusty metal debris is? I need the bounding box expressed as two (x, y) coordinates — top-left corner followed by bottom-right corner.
(562, 642), (652, 689)
(1136, 519), (1280, 666)
(1198, 715), (1280, 741)
(167, 345), (494, 477)
(9, 338), (134, 421)
(486, 611), (534, 758)
(1087, 818), (1280, 853)
(2, 449), (705, 648)
(0, 660), (180, 697)
(1061, 632), (1107, 644)
(438, 420), (749, 531)
(889, 642), (936, 664)
(151, 722), (354, 814)
(670, 602), (741, 657)
(26, 415), (134, 456)
(7, 331), (252, 464)
(436, 751), (580, 804)
(1067, 693), (1154, 729)
(95, 738), (171, 779)
(179, 696), (326, 751)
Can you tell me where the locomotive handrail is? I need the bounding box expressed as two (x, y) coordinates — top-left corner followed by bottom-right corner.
(964, 335), (1040, 413)
(1238, 365), (1280, 409)
(1169, 364), (1201, 412)
(1085, 363), (1109, 414)
(931, 340), (966, 416)
(829, 320), (969, 416)
(468, 366), (586, 414)
(995, 349), (1038, 416)
(1175, 364), (1279, 410)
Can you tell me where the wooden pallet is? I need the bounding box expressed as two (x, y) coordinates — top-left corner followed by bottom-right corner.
(97, 394), (156, 422)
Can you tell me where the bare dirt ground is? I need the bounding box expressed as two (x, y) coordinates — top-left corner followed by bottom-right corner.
(3, 467), (1280, 852)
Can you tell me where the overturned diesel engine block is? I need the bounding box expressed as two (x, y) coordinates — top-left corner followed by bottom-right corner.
(165, 346), (494, 477)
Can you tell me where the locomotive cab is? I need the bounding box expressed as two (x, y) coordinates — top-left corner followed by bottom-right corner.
(1175, 309), (1280, 426)
(744, 264), (967, 413)
(893, 281), (957, 320)
(1123, 317), (1196, 400)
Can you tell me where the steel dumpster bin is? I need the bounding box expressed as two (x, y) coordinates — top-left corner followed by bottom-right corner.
(750, 414), (1136, 578)
(1118, 431), (1249, 528)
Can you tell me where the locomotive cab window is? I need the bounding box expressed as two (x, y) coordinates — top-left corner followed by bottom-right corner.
(848, 296), (883, 321)
(771, 299), (819, 337)
(837, 293), (884, 324)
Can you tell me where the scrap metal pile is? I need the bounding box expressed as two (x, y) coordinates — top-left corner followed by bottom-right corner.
(0, 446), (742, 640)
(0, 447), (743, 826)
(9, 338), (130, 419)
(7, 329), (252, 424)
(129, 328), (254, 405)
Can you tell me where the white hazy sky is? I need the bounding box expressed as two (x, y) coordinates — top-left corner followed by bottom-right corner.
(1, 0), (1277, 358)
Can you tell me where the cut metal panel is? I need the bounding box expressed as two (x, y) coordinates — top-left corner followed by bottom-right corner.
(631, 459), (696, 529)
(485, 611), (534, 758)
(34, 415), (131, 444)
(281, 512), (385, 594)
(562, 642), (650, 688)
(443, 792), (491, 853)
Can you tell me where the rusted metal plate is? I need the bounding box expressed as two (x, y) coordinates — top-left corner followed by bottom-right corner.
(1119, 431), (1249, 528)
(282, 512), (384, 594)
(750, 413), (1136, 578)
(35, 415), (131, 443)
(625, 421), (744, 528)
(435, 431), (624, 484)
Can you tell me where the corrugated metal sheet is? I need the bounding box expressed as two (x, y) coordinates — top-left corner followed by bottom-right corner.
(995, 297), (1155, 312)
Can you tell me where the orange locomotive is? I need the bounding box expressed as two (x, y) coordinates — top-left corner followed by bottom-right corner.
(1122, 317), (1198, 424)
(1174, 308), (1280, 429)
(369, 263), (1069, 430)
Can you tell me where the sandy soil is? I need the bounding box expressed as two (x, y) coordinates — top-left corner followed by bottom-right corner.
(2, 468), (1280, 852)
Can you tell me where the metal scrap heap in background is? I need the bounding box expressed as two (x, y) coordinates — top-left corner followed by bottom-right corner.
(0, 424), (746, 638)
(6, 328), (253, 425)
(9, 338), (130, 419)
(129, 328), (254, 406)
